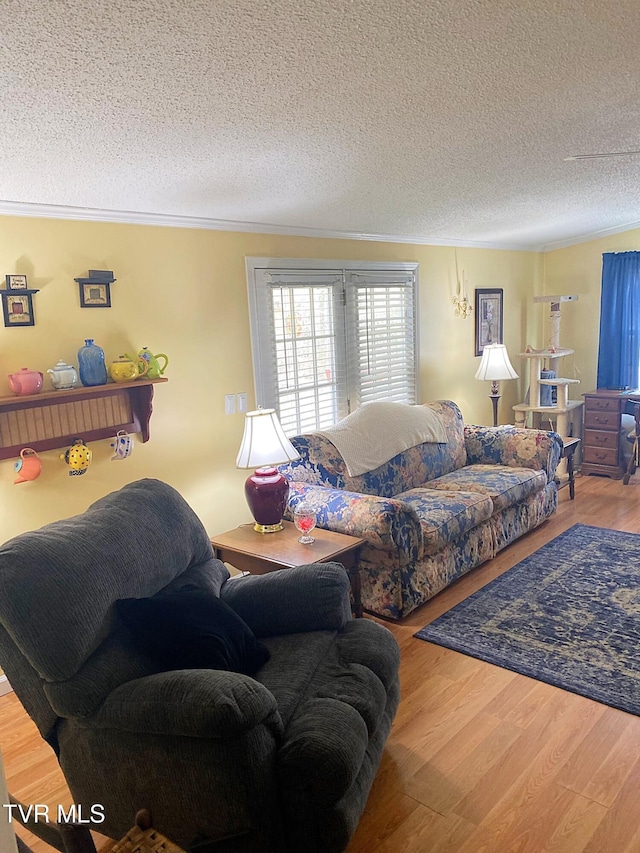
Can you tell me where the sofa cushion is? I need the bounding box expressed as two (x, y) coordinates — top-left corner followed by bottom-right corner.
(395, 488), (494, 555)
(424, 464), (547, 512)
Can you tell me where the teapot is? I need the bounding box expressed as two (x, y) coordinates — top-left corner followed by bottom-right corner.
(60, 437), (92, 476)
(47, 359), (78, 390)
(129, 347), (169, 379)
(109, 355), (148, 384)
(14, 448), (42, 484)
(8, 368), (43, 396)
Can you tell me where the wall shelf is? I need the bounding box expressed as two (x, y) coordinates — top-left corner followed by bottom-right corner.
(0, 378), (167, 460)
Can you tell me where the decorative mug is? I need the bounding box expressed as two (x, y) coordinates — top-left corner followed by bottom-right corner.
(14, 448), (42, 484)
(110, 430), (134, 461)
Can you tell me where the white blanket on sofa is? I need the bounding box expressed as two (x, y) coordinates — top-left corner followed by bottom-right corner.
(318, 401), (447, 476)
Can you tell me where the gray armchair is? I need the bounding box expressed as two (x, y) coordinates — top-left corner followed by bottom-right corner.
(0, 479), (400, 852)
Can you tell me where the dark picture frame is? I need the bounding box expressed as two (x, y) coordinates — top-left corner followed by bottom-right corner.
(5, 274), (28, 290)
(2, 292), (35, 327)
(474, 288), (503, 356)
(79, 281), (111, 308)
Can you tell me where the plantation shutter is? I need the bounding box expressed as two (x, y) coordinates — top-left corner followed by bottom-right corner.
(345, 271), (417, 408)
(254, 271), (347, 436)
(248, 261), (418, 436)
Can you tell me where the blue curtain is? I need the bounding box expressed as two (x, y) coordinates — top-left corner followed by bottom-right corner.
(596, 251), (640, 390)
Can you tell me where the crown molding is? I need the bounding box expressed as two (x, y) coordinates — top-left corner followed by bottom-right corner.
(0, 199), (535, 251)
(540, 219), (640, 252)
(5, 198), (639, 253)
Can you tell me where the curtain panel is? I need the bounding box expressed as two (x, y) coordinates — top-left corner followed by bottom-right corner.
(596, 251), (640, 390)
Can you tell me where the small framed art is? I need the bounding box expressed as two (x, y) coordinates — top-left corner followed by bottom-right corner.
(2, 292), (35, 327)
(5, 274), (28, 290)
(475, 288), (503, 356)
(79, 281), (111, 308)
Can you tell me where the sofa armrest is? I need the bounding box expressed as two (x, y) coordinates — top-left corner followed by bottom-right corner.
(464, 424), (563, 483)
(90, 670), (283, 739)
(220, 563), (352, 638)
(287, 484), (422, 567)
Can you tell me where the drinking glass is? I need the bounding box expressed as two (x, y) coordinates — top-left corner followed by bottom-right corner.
(293, 506), (317, 544)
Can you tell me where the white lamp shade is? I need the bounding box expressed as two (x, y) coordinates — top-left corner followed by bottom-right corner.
(236, 408), (300, 469)
(474, 343), (519, 381)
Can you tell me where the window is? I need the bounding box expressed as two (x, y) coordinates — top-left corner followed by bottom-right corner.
(246, 259), (419, 435)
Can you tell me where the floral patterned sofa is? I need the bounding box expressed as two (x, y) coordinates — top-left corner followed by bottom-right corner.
(280, 400), (563, 620)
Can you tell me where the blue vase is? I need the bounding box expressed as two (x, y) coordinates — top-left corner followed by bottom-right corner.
(78, 339), (108, 386)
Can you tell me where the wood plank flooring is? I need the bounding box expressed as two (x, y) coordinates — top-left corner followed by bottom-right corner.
(1, 475), (639, 852)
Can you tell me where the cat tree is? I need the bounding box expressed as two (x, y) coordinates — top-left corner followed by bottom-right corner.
(513, 295), (582, 441)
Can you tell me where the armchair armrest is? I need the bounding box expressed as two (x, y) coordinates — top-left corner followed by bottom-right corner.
(220, 563), (352, 638)
(90, 670), (283, 739)
(464, 424), (563, 483)
(286, 484), (422, 567)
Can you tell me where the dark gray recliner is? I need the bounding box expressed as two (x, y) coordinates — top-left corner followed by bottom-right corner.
(0, 479), (400, 852)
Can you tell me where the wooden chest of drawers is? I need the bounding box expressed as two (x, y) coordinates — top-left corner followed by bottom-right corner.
(582, 390), (638, 479)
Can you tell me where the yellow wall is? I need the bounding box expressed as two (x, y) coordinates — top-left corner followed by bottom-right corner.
(544, 227), (640, 394)
(0, 215), (538, 544)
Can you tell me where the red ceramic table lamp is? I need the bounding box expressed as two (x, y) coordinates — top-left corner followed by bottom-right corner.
(236, 408), (300, 533)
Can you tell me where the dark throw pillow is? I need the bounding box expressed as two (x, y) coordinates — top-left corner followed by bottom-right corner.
(116, 586), (270, 676)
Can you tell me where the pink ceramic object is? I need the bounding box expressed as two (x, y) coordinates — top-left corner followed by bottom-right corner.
(8, 368), (43, 396)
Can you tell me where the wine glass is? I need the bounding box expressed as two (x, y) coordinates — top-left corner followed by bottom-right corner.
(293, 505), (317, 544)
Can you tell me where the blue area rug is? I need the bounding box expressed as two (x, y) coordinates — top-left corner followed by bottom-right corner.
(414, 524), (640, 716)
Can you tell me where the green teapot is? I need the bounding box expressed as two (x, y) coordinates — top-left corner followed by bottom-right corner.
(127, 347), (169, 379)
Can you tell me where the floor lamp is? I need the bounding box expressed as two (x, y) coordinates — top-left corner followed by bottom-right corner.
(475, 343), (519, 426)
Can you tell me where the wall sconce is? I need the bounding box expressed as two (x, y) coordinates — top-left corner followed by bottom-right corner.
(452, 250), (472, 318)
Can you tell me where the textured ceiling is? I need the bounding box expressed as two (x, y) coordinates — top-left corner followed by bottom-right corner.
(2, 0), (640, 250)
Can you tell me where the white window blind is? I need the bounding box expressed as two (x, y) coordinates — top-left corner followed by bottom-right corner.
(247, 260), (418, 436)
(346, 271), (417, 409)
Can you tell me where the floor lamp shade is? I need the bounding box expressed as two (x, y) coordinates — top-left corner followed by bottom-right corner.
(236, 408), (300, 533)
(474, 343), (518, 426)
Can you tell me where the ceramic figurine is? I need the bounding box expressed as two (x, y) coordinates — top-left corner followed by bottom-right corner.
(110, 430), (134, 460)
(61, 437), (92, 476)
(14, 448), (42, 484)
(109, 355), (148, 383)
(8, 368), (43, 396)
(47, 359), (79, 390)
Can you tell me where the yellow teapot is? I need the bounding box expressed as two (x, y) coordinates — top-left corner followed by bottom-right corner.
(109, 354), (148, 383)
(129, 347), (169, 379)
(61, 437), (92, 476)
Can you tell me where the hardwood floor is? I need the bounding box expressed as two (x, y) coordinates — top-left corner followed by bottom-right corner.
(1, 475), (640, 852)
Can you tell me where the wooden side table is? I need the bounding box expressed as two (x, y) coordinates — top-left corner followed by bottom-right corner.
(560, 436), (580, 500)
(210, 522), (366, 617)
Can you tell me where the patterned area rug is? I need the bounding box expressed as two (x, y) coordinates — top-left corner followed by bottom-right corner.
(415, 524), (640, 716)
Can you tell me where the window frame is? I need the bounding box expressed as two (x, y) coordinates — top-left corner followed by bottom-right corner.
(245, 257), (420, 433)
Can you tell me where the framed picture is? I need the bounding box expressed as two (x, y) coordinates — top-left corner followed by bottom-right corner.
(79, 281), (111, 308)
(5, 274), (28, 290)
(475, 288), (503, 356)
(2, 292), (35, 327)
